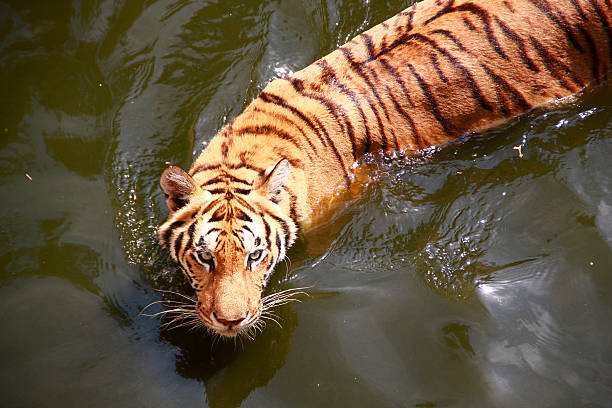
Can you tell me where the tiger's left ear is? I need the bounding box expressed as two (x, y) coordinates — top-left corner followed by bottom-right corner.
(160, 165), (196, 212)
(260, 159), (291, 202)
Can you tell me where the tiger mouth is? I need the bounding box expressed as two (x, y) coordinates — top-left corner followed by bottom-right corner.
(202, 309), (263, 338)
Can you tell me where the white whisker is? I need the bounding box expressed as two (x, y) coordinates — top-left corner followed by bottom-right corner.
(163, 318), (201, 331)
(153, 289), (197, 303)
(142, 307), (197, 318)
(261, 316), (282, 329)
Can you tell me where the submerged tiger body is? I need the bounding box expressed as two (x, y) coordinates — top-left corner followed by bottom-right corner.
(158, 0), (612, 337)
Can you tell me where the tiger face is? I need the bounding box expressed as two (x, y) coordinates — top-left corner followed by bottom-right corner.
(157, 159), (297, 337)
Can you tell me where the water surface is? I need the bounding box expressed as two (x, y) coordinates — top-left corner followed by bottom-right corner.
(1, 0), (611, 407)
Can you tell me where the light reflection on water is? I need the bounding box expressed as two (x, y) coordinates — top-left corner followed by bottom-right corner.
(1, 0), (611, 407)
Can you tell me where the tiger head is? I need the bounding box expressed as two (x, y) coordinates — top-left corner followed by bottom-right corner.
(157, 159), (298, 337)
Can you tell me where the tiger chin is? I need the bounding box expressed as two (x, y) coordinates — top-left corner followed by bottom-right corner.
(157, 0), (611, 338)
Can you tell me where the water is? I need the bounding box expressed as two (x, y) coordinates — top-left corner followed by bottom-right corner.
(1, 0), (611, 407)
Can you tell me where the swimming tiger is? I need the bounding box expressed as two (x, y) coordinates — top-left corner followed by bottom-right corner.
(157, 0), (612, 338)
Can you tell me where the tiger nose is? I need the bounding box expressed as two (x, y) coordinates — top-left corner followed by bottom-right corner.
(213, 312), (245, 327)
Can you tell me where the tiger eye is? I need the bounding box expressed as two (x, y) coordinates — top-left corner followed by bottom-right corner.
(198, 250), (212, 261)
(249, 249), (263, 261)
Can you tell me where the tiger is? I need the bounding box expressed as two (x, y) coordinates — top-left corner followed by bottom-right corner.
(157, 0), (612, 338)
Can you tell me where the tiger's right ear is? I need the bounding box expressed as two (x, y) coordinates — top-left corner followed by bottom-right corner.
(160, 165), (196, 212)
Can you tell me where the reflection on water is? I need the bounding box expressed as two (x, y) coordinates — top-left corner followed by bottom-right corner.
(159, 301), (297, 408)
(1, 0), (612, 407)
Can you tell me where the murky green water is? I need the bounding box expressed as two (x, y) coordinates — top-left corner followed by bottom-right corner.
(1, 0), (611, 407)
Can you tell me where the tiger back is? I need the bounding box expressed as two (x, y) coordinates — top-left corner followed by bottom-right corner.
(158, 0), (612, 338)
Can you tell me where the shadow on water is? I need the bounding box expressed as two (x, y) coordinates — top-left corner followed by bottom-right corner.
(159, 307), (296, 408)
(142, 264), (300, 408)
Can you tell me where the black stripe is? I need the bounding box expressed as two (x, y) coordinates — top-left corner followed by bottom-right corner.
(577, 24), (600, 83)
(258, 92), (351, 187)
(285, 185), (300, 228)
(494, 16), (539, 72)
(199, 198), (222, 217)
(528, 0), (584, 52)
(191, 163), (221, 175)
(569, 0), (588, 19)
(235, 188), (251, 195)
(344, 88), (378, 152)
(262, 216), (272, 249)
(162, 220), (185, 246)
(200, 176), (225, 187)
(430, 29), (467, 52)
(236, 124), (308, 156)
(384, 83), (422, 149)
(424, 0), (455, 25)
(254, 236), (261, 246)
(207, 188), (225, 195)
(480, 64), (531, 113)
(228, 162), (265, 172)
(316, 60), (377, 153)
(222, 173), (252, 185)
(462, 16), (477, 31)
(213, 233), (224, 252)
(430, 53), (449, 83)
(425, 2), (509, 60)
(182, 265), (196, 286)
(221, 140), (229, 158)
(204, 228), (220, 237)
(208, 206), (225, 222)
(266, 212), (291, 250)
(173, 231), (184, 260)
(361, 33), (375, 60)
(369, 7), (416, 61)
(407, 63), (455, 134)
(283, 76), (358, 162)
(458, 3), (508, 60)
(251, 106), (318, 153)
(192, 162), (266, 176)
(378, 57), (420, 148)
(409, 33), (494, 111)
(182, 221), (197, 256)
(231, 230), (245, 249)
(587, 0), (612, 69)
(270, 147), (302, 171)
(398, 7), (417, 20)
(235, 208), (253, 222)
(340, 47), (396, 148)
(528, 35), (584, 90)
(275, 232), (283, 255)
(258, 92), (327, 148)
(358, 63), (395, 150)
(189, 253), (199, 269)
(233, 195), (259, 214)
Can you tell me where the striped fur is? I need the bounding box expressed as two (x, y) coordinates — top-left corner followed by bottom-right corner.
(158, 0), (612, 338)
